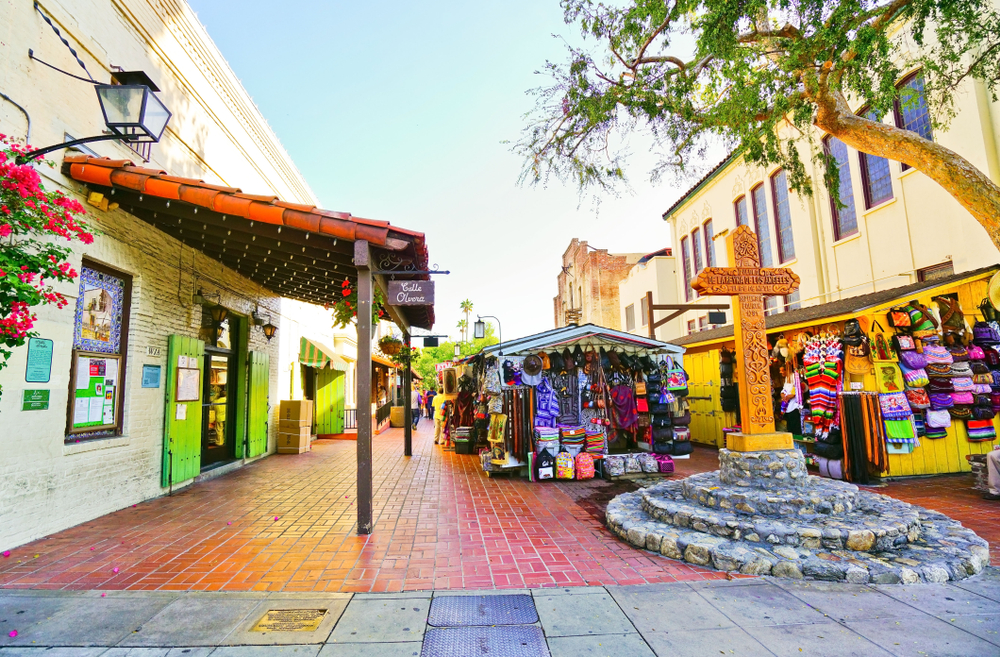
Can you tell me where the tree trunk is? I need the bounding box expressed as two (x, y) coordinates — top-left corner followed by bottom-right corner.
(813, 89), (1000, 250)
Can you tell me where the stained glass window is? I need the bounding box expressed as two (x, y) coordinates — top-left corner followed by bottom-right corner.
(703, 220), (716, 267)
(750, 184), (774, 267)
(680, 236), (693, 301)
(858, 109), (894, 208)
(824, 136), (859, 240)
(734, 196), (748, 227)
(770, 169), (796, 263)
(894, 72), (933, 171)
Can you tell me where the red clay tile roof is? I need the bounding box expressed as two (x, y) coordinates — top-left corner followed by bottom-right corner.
(63, 154), (426, 253)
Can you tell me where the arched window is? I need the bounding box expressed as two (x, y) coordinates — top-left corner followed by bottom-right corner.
(823, 135), (858, 240)
(857, 108), (894, 208)
(769, 169), (795, 263)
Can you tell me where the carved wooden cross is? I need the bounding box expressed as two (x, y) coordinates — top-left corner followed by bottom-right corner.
(692, 225), (800, 435)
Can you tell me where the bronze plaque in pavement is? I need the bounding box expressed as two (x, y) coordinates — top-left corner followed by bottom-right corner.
(252, 608), (328, 632)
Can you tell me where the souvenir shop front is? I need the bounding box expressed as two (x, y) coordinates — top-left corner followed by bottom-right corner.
(456, 324), (689, 480)
(672, 265), (1000, 480)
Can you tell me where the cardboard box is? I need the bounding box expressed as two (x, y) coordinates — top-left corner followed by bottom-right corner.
(277, 426), (311, 454)
(279, 399), (313, 422)
(279, 418), (311, 432)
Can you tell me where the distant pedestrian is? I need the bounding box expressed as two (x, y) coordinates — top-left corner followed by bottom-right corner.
(412, 387), (422, 430)
(425, 388), (436, 419)
(432, 388), (447, 445)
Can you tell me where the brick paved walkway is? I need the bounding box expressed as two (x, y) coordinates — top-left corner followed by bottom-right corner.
(0, 426), (995, 593)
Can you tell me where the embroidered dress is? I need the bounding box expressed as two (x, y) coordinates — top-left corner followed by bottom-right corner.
(535, 377), (559, 428)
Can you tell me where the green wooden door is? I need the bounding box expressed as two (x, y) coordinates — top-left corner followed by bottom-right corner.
(315, 369), (345, 435)
(162, 336), (205, 487)
(247, 351), (270, 458)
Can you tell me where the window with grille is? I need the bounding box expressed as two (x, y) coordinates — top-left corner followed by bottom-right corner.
(785, 290), (801, 311)
(750, 184), (774, 267)
(824, 136), (859, 240)
(625, 304), (635, 331)
(680, 236), (693, 301)
(917, 261), (954, 282)
(894, 72), (933, 172)
(858, 109), (894, 208)
(770, 170), (795, 263)
(687, 319), (696, 335)
(734, 196), (748, 227)
(698, 316), (707, 332)
(765, 295), (779, 316)
(703, 219), (716, 267)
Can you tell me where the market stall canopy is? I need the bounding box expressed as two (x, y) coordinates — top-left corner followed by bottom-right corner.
(480, 323), (684, 357)
(372, 354), (397, 368)
(62, 155), (435, 329)
(299, 337), (349, 371)
(670, 264), (1000, 347)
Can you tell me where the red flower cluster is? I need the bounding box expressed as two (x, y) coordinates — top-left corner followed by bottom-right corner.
(0, 135), (94, 398)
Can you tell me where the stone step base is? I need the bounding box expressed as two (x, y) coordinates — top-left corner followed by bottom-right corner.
(607, 492), (990, 584)
(643, 480), (921, 551)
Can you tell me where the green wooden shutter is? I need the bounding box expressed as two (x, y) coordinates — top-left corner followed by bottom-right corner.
(315, 369), (345, 435)
(162, 335), (205, 487)
(247, 351), (270, 458)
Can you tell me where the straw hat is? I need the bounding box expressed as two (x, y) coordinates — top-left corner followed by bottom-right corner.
(988, 270), (1000, 312)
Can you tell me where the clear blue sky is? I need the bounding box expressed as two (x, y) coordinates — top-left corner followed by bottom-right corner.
(188, 0), (688, 340)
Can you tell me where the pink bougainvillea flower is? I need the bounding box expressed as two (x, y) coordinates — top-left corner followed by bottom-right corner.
(8, 630), (16, 638)
(227, 522), (232, 525)
(2, 551), (9, 558)
(100, 593), (106, 598)
(273, 516), (279, 521)
(90, 547), (95, 550)
(112, 567), (119, 574)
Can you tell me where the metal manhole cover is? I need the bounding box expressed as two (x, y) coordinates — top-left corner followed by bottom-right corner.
(251, 608), (327, 632)
(428, 594), (538, 627)
(422, 626), (549, 657)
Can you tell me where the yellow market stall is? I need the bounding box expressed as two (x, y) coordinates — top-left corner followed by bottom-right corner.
(671, 265), (999, 477)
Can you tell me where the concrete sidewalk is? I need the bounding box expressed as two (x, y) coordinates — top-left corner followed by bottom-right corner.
(0, 567), (997, 656)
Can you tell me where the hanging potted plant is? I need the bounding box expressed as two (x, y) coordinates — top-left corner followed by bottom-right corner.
(378, 335), (403, 356)
(327, 278), (387, 328)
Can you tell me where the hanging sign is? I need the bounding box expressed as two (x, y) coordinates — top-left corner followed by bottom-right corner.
(25, 338), (54, 383)
(387, 280), (435, 306)
(22, 389), (50, 411)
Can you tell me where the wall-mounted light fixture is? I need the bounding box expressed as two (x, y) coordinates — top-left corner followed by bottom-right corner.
(17, 67), (172, 163)
(262, 322), (277, 342)
(209, 303), (228, 325)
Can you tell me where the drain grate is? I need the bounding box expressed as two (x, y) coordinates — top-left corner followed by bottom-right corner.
(428, 594), (539, 627)
(422, 626), (549, 657)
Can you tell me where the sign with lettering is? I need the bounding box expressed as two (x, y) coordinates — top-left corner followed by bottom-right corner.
(141, 364), (162, 388)
(387, 280), (435, 306)
(25, 338), (53, 383)
(692, 268), (800, 295)
(22, 389), (50, 411)
(251, 609), (328, 632)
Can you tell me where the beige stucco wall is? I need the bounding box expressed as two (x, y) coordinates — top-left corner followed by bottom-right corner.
(279, 298), (358, 409)
(663, 71), (1000, 341)
(618, 256), (682, 341)
(0, 0), (337, 549)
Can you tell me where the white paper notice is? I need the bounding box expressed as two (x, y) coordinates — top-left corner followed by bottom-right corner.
(102, 406), (114, 424)
(175, 403), (187, 421)
(178, 355), (188, 368)
(73, 397), (89, 424)
(75, 358), (91, 390)
(89, 397), (104, 422)
(105, 359), (118, 383)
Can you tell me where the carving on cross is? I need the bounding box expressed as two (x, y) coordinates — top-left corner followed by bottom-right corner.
(692, 225), (800, 435)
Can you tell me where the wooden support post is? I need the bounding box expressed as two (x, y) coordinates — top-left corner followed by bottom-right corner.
(403, 331), (412, 457)
(354, 240), (374, 535)
(646, 291), (655, 339)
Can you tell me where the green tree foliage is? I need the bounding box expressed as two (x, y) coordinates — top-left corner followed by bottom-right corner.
(520, 0), (1000, 247)
(413, 323), (499, 386)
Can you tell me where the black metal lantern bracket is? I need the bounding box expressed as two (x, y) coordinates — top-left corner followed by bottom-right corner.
(16, 54), (172, 164)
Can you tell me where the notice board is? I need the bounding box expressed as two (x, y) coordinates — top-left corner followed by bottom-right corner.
(68, 351), (121, 432)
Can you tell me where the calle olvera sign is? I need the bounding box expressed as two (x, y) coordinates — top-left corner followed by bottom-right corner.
(387, 280), (435, 306)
